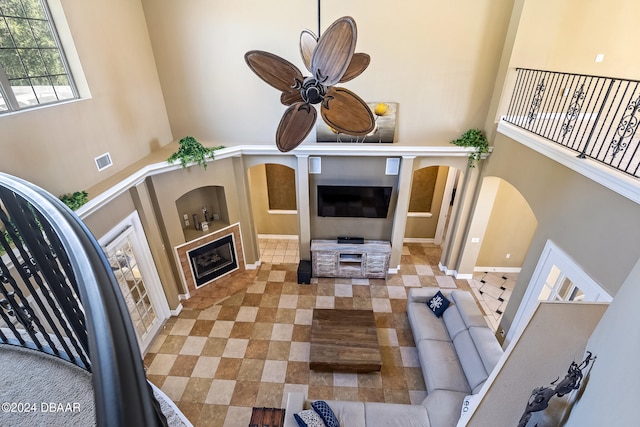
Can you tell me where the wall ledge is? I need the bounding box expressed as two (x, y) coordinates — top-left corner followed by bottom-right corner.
(77, 143), (478, 220)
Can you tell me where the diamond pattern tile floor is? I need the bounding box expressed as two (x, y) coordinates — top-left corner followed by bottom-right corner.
(145, 243), (512, 426)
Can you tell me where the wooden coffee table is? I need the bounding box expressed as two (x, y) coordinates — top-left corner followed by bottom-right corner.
(310, 309), (382, 372)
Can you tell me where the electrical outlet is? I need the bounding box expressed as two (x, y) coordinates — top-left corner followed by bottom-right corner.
(505, 253), (511, 259)
(595, 53), (605, 63)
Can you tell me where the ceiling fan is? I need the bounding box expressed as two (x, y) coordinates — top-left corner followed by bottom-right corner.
(245, 15), (375, 152)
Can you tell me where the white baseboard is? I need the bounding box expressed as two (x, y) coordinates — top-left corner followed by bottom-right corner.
(170, 303), (183, 317)
(402, 238), (435, 243)
(178, 293), (190, 301)
(474, 266), (522, 273)
(245, 260), (261, 270)
(455, 273), (473, 280)
(258, 234), (299, 240)
(438, 262), (456, 276)
(388, 266), (400, 274)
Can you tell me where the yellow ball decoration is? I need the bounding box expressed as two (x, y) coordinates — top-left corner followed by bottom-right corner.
(374, 103), (388, 116)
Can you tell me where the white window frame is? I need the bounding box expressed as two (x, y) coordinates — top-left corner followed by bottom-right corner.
(0, 0), (86, 114)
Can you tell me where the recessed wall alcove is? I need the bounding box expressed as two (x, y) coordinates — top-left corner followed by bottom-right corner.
(175, 185), (230, 242)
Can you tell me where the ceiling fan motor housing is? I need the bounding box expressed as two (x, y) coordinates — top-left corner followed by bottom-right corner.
(300, 77), (326, 104)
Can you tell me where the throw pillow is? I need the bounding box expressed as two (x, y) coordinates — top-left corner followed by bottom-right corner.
(294, 409), (327, 427)
(427, 290), (451, 317)
(311, 400), (340, 427)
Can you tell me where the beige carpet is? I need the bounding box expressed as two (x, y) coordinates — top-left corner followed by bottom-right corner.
(0, 344), (190, 426)
(0, 345), (95, 426)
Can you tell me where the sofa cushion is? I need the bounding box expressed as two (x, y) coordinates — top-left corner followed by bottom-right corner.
(450, 291), (489, 328)
(319, 401), (365, 427)
(441, 302), (466, 340)
(422, 390), (468, 427)
(364, 402), (430, 427)
(418, 339), (470, 394)
(311, 401), (340, 427)
(469, 326), (503, 374)
(407, 302), (451, 342)
(294, 409), (327, 427)
(426, 291), (451, 317)
(452, 329), (489, 391)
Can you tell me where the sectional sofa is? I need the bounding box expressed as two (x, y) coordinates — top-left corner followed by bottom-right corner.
(283, 288), (504, 427)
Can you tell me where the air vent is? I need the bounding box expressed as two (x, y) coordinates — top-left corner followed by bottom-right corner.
(94, 152), (112, 171)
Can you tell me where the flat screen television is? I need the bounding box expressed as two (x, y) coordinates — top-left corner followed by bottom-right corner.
(317, 185), (393, 218)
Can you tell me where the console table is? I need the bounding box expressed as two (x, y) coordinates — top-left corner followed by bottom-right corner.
(310, 239), (391, 279)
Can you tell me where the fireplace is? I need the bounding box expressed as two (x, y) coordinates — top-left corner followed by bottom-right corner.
(187, 233), (238, 288)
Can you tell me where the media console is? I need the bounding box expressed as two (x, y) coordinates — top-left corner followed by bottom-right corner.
(311, 239), (391, 279)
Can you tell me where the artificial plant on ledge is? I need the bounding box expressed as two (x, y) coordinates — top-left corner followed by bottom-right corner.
(450, 128), (489, 168)
(167, 136), (224, 170)
(59, 190), (88, 210)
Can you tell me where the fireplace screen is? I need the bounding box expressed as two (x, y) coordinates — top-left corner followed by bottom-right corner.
(187, 234), (238, 287)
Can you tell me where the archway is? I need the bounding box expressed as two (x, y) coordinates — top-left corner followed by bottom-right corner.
(247, 163), (300, 264)
(459, 176), (538, 330)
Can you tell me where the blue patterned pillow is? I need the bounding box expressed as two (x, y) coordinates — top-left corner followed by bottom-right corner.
(311, 400), (340, 427)
(427, 290), (451, 317)
(294, 409), (326, 427)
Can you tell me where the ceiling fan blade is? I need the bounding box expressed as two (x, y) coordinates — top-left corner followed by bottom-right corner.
(245, 50), (303, 96)
(311, 16), (357, 86)
(300, 29), (317, 73)
(339, 53), (370, 83)
(321, 87), (374, 136)
(276, 102), (317, 152)
(281, 89), (304, 106)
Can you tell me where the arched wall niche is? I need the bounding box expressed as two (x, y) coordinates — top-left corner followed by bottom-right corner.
(175, 185), (230, 241)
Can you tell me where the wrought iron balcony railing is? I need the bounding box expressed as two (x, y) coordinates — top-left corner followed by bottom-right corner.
(503, 68), (640, 178)
(0, 172), (167, 426)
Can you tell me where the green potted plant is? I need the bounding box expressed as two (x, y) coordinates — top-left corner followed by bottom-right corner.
(450, 128), (489, 167)
(167, 136), (224, 170)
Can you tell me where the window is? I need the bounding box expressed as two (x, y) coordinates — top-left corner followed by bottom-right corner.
(0, 0), (77, 113)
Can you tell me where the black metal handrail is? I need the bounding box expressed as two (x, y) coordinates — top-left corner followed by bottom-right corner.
(503, 68), (640, 178)
(0, 172), (167, 426)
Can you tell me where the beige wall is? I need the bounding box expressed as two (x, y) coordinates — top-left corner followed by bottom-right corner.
(141, 0), (513, 146)
(82, 191), (136, 239)
(470, 302), (607, 426)
(476, 178), (537, 268)
(0, 0), (173, 197)
(247, 164), (299, 236)
(484, 134), (640, 334)
(404, 166), (449, 239)
(511, 0), (640, 79)
(309, 156), (398, 241)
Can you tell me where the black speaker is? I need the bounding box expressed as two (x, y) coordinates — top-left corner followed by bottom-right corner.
(297, 260), (311, 284)
(337, 236), (364, 244)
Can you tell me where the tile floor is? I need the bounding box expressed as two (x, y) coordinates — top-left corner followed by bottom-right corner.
(145, 242), (512, 426)
(258, 237), (300, 265)
(469, 272), (517, 331)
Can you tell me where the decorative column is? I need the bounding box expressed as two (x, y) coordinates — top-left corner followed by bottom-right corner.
(296, 154), (312, 260)
(389, 156), (415, 271)
(439, 164), (483, 278)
